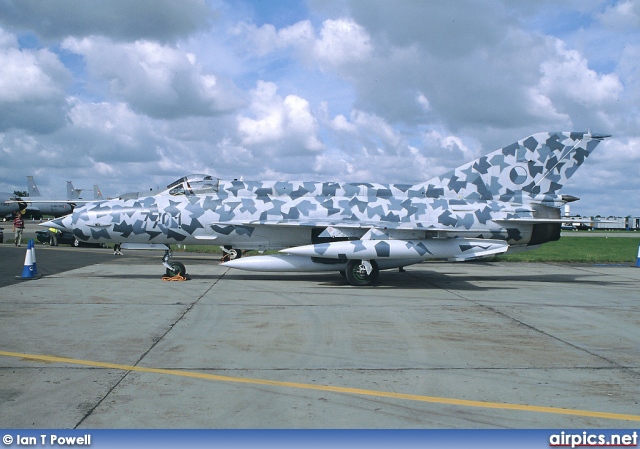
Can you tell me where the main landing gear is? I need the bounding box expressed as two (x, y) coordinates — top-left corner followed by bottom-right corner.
(220, 246), (242, 262)
(344, 259), (379, 286)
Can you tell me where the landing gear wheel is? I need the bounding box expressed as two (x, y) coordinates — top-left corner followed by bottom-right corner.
(222, 246), (242, 261)
(228, 248), (242, 259)
(165, 261), (186, 277)
(345, 259), (379, 286)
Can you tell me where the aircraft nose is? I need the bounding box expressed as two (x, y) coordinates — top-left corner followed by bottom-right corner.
(41, 216), (72, 231)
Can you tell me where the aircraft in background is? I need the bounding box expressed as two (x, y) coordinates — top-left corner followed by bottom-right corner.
(17, 176), (74, 219)
(0, 191), (22, 219)
(3, 178), (104, 221)
(44, 132), (608, 286)
(67, 181), (105, 200)
(67, 181), (83, 200)
(93, 185), (104, 200)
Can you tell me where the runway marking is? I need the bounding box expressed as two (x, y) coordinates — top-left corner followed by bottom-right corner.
(2, 350), (639, 423)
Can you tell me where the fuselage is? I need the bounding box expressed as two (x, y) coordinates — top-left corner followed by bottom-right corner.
(0, 192), (20, 218)
(25, 201), (73, 219)
(49, 179), (559, 250)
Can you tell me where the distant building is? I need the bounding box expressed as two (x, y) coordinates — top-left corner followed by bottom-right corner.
(562, 205), (639, 231)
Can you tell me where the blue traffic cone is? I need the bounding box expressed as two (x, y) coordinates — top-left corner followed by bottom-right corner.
(635, 245), (640, 268)
(16, 239), (41, 280)
(29, 239), (38, 275)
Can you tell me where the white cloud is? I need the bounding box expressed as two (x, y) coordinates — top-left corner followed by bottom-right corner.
(524, 88), (571, 124)
(599, 0), (640, 29)
(65, 98), (159, 162)
(0, 27), (18, 50)
(237, 81), (323, 153)
(537, 38), (623, 107)
(616, 44), (640, 111)
(329, 114), (358, 133)
(231, 20), (315, 57)
(232, 17), (371, 69)
(424, 130), (477, 163)
(62, 36), (242, 119)
(313, 18), (372, 67)
(313, 151), (356, 177)
(349, 110), (402, 149)
(0, 48), (65, 103)
(0, 27), (70, 132)
(416, 93), (430, 111)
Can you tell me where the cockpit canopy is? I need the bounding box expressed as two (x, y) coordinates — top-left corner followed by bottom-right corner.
(167, 174), (219, 196)
(117, 174), (220, 200)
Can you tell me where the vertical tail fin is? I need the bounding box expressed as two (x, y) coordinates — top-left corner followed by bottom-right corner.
(426, 132), (609, 200)
(93, 185), (104, 200)
(67, 181), (77, 200)
(27, 176), (41, 197)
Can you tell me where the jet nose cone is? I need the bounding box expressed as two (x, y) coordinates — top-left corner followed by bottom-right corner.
(41, 216), (71, 231)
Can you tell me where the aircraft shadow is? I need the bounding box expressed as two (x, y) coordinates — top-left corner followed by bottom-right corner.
(218, 267), (620, 291)
(71, 262), (625, 292)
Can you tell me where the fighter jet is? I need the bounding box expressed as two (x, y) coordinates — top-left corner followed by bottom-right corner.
(43, 132), (608, 286)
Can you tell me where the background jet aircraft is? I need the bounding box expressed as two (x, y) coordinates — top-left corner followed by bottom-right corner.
(45, 132), (608, 286)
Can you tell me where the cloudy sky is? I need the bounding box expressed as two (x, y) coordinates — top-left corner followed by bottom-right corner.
(0, 0), (638, 216)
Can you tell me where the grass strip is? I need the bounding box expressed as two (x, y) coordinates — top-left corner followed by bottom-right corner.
(495, 236), (640, 263)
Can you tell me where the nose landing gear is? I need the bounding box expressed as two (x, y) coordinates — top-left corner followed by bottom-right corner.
(162, 247), (188, 279)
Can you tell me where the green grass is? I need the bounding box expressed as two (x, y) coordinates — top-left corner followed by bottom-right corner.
(495, 237), (640, 263)
(172, 245), (222, 254)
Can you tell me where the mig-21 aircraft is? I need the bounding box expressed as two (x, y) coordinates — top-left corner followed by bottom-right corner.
(43, 132), (608, 286)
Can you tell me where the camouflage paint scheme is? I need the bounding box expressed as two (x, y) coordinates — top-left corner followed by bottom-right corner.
(45, 132), (607, 285)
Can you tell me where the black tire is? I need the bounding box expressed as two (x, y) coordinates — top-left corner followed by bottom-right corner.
(224, 246), (242, 260)
(165, 261), (186, 277)
(345, 259), (379, 286)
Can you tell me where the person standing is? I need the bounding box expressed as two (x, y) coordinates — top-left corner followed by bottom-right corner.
(13, 212), (25, 247)
(48, 227), (59, 246)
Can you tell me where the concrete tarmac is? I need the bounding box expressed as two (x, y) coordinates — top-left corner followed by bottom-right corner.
(0, 244), (639, 428)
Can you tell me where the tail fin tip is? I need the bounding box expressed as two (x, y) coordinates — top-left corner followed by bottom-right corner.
(431, 131), (607, 200)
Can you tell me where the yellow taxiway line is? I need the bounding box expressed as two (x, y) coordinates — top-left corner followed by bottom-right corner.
(2, 350), (639, 423)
